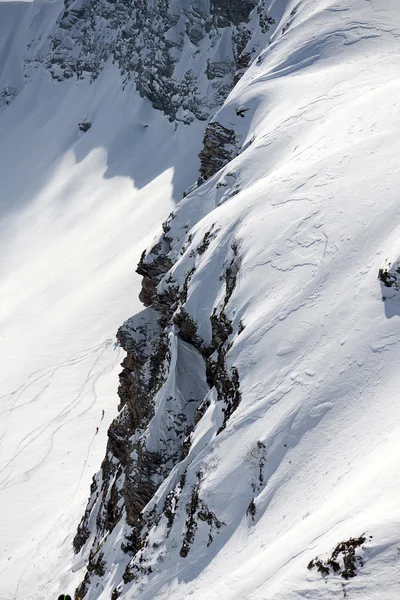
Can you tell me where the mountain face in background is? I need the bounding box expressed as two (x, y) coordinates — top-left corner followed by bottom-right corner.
(2, 1), (400, 600)
(15, 0), (274, 122)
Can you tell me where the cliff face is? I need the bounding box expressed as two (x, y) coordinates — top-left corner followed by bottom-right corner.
(66, 2), (279, 595)
(71, 91), (265, 590)
(73, 208), (245, 596)
(67, 2), (281, 595)
(24, 0), (273, 122)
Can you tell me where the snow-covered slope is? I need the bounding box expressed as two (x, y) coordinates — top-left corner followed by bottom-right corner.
(0, 1), (207, 596)
(2, 0), (400, 599)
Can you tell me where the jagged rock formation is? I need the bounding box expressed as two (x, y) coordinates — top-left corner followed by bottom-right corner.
(198, 121), (238, 183)
(378, 263), (400, 300)
(307, 535), (371, 580)
(74, 201), (244, 595)
(25, 0), (275, 122)
(4, 0), (400, 596)
(69, 1), (278, 596)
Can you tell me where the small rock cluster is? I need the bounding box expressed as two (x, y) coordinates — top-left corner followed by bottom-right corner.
(198, 121), (239, 183)
(308, 535), (370, 580)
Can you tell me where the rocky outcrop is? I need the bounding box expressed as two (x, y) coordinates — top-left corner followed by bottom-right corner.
(198, 121), (238, 183)
(211, 0), (258, 27)
(25, 0), (274, 122)
(70, 3), (278, 595)
(74, 201), (246, 597)
(0, 86), (18, 108)
(378, 262), (400, 301)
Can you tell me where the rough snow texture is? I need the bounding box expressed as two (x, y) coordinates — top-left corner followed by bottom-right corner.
(71, 0), (400, 599)
(3, 0), (400, 599)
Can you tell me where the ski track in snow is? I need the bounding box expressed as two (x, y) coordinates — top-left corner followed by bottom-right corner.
(0, 340), (120, 490)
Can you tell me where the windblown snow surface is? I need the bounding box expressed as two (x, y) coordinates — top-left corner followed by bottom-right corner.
(1, 0), (400, 599)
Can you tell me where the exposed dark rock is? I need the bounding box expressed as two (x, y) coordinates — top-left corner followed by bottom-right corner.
(138, 276), (156, 307)
(75, 552), (106, 599)
(180, 484), (200, 557)
(378, 263), (400, 301)
(246, 498), (256, 520)
(28, 0), (273, 122)
(173, 309), (202, 347)
(211, 0), (258, 27)
(152, 279), (181, 323)
(215, 363), (241, 433)
(163, 475), (185, 528)
(308, 535), (370, 580)
(124, 448), (163, 525)
(180, 478), (224, 557)
(197, 229), (215, 255)
(378, 266), (399, 288)
(74, 242), (211, 594)
(257, 3), (276, 33)
(180, 430), (193, 459)
(74, 312), (173, 594)
(210, 310), (233, 350)
(73, 475), (99, 553)
(282, 7), (298, 36)
(194, 396), (212, 425)
(236, 106), (249, 118)
(136, 230), (175, 310)
(199, 242), (242, 433)
(206, 59), (234, 80)
(137, 247), (173, 280)
(198, 121), (239, 183)
(0, 86), (18, 108)
(78, 120), (92, 132)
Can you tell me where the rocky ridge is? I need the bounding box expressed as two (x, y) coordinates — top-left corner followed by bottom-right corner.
(73, 203), (245, 596)
(24, 0), (275, 122)
(72, 62), (260, 595)
(68, 0), (283, 596)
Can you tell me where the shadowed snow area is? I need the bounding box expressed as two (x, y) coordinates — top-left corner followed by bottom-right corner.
(0, 2), (205, 597)
(2, 0), (400, 599)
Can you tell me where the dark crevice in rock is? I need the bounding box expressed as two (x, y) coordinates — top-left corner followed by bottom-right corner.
(163, 471), (186, 529)
(206, 242), (242, 433)
(246, 498), (256, 520)
(198, 122), (239, 184)
(180, 473), (224, 557)
(75, 552), (106, 600)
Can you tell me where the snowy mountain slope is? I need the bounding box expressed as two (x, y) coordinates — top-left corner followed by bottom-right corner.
(0, 4), (209, 597)
(69, 0), (400, 599)
(0, 0), (277, 597)
(2, 0), (400, 599)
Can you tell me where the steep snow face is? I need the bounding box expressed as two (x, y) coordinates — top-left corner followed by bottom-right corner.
(72, 0), (400, 599)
